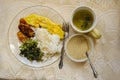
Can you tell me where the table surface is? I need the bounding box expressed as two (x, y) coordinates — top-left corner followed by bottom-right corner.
(0, 0), (120, 80)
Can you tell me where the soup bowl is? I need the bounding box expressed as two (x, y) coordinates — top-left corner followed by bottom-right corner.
(65, 34), (94, 62)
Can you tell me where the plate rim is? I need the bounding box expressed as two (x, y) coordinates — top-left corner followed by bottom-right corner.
(7, 5), (65, 68)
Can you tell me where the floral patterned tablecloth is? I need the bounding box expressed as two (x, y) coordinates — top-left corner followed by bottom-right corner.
(0, 0), (120, 80)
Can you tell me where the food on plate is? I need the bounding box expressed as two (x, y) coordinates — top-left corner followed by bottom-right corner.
(17, 14), (64, 62)
(17, 31), (28, 42)
(18, 18), (35, 38)
(18, 23), (35, 38)
(19, 39), (44, 61)
(24, 14), (64, 39)
(36, 28), (62, 56)
(73, 10), (93, 30)
(20, 18), (27, 24)
(66, 35), (89, 60)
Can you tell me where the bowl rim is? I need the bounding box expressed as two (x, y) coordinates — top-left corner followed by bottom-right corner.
(65, 34), (94, 62)
(70, 6), (97, 33)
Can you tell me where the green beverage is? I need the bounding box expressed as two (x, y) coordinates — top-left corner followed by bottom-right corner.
(73, 10), (94, 30)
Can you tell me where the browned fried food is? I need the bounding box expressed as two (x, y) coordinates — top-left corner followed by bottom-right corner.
(18, 18), (35, 38)
(18, 23), (30, 31)
(20, 18), (26, 24)
(17, 31), (28, 42)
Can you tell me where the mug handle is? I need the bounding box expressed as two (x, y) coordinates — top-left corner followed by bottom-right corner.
(88, 28), (101, 39)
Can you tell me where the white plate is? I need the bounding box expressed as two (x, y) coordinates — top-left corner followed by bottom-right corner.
(8, 5), (65, 67)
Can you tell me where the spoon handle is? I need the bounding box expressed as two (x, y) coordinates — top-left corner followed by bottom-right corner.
(86, 52), (98, 78)
(59, 45), (65, 69)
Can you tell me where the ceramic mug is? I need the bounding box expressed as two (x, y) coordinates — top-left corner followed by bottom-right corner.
(70, 6), (101, 39)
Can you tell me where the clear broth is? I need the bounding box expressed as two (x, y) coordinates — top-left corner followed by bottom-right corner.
(73, 10), (94, 30)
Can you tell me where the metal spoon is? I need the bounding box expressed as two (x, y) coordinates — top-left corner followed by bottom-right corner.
(86, 52), (98, 78)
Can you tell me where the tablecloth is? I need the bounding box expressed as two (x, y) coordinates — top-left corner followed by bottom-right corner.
(0, 0), (120, 80)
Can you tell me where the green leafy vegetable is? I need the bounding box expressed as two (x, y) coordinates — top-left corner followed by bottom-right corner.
(81, 16), (90, 30)
(19, 39), (44, 61)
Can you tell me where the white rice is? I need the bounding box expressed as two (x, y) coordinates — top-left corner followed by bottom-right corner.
(35, 28), (62, 59)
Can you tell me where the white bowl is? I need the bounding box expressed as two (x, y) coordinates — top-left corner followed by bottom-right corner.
(65, 34), (94, 62)
(70, 6), (96, 33)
